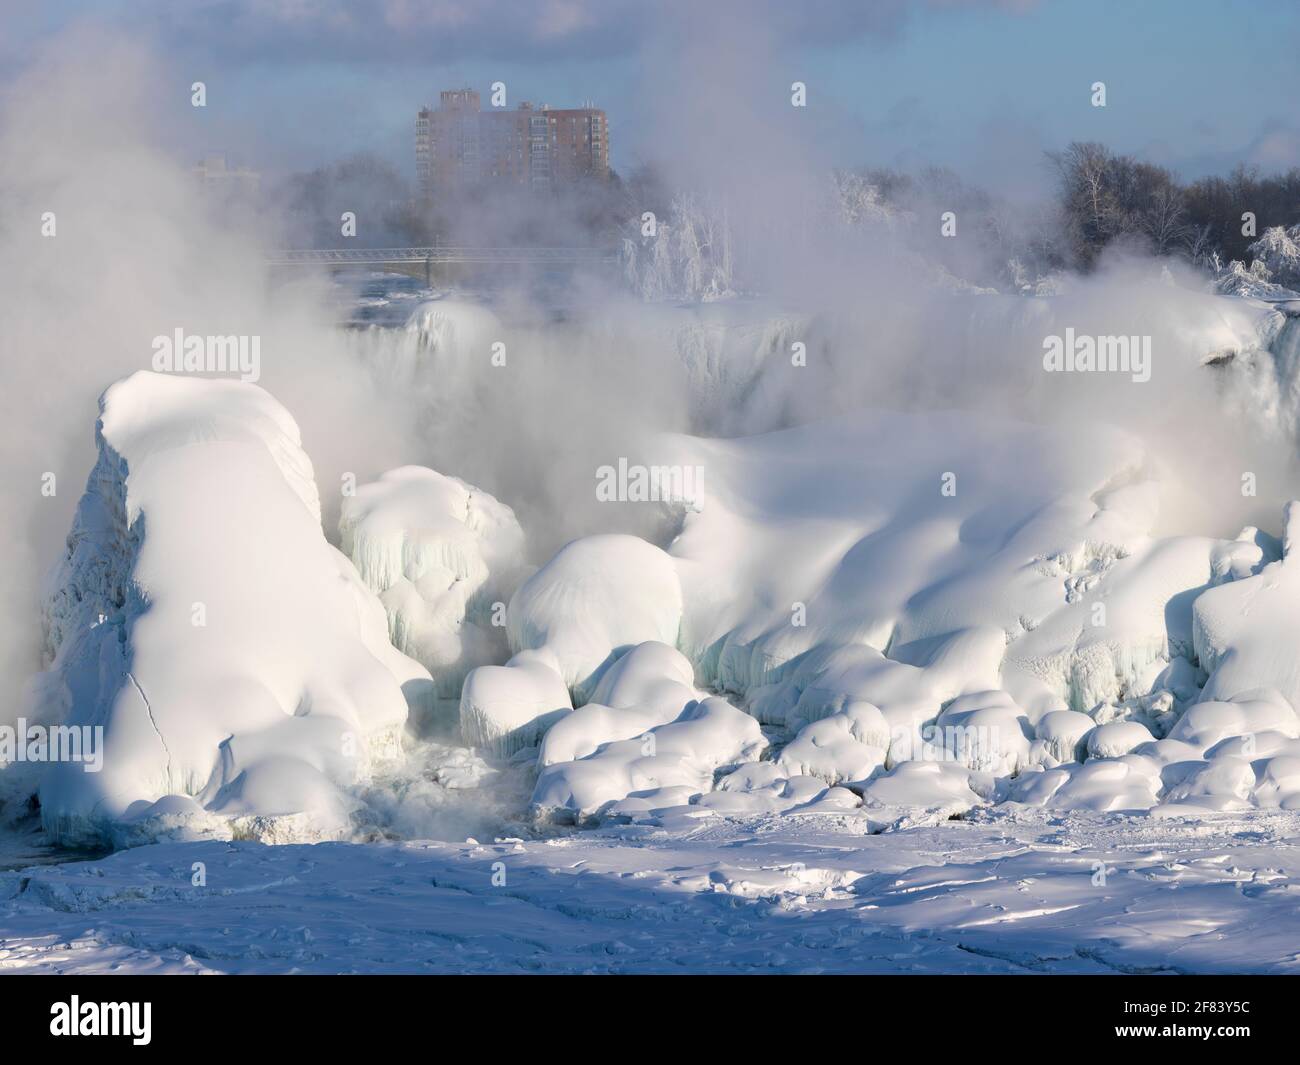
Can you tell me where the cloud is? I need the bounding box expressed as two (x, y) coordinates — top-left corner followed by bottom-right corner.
(7, 0), (1037, 66)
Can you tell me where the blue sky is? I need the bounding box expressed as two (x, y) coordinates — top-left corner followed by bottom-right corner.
(3, 0), (1298, 191)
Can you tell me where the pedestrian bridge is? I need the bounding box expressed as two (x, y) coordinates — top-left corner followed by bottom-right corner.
(266, 246), (622, 283)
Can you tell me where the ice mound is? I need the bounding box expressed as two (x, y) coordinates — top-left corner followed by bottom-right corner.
(1254, 754), (1300, 809)
(1011, 759), (1160, 812)
(929, 690), (1034, 775)
(24, 372), (431, 847)
(1086, 720), (1154, 759)
(537, 642), (704, 766)
(507, 534), (683, 701)
(1167, 694), (1299, 749)
(775, 701), (889, 787)
(1163, 756), (1256, 809)
(1033, 709), (1095, 764)
(458, 648), (572, 759)
(858, 761), (985, 820)
(340, 465), (526, 702)
(665, 411), (1167, 714)
(745, 636), (1004, 766)
(710, 763), (863, 816)
(1194, 503), (1300, 711)
(533, 691), (764, 827)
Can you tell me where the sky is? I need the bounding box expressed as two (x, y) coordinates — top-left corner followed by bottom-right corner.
(2, 0), (1298, 193)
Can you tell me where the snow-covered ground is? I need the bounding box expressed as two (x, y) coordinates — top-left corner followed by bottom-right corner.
(3, 805), (1298, 973)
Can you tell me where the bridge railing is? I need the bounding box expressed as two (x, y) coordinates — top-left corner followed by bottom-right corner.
(265, 246), (622, 265)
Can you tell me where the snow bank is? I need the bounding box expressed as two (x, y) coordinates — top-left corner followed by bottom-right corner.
(24, 372), (431, 847)
(340, 465), (525, 702)
(507, 534), (683, 701)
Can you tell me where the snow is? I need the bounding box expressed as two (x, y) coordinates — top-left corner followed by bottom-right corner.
(663, 410), (1163, 713)
(340, 465), (525, 703)
(530, 691), (764, 827)
(774, 701), (888, 787)
(19, 372), (431, 847)
(1034, 709), (1095, 763)
(7, 804), (1297, 973)
(1086, 720), (1154, 759)
(507, 534), (683, 701)
(1194, 503), (1300, 712)
(458, 648), (572, 759)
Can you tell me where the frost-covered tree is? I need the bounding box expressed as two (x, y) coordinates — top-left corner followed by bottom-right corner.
(829, 170), (899, 227)
(1247, 225), (1300, 289)
(621, 192), (735, 302)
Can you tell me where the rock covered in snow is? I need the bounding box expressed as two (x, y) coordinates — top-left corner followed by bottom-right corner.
(1086, 720), (1154, 760)
(531, 694), (766, 822)
(1194, 503), (1300, 713)
(1033, 709), (1095, 764)
(537, 642), (703, 767)
(928, 690), (1034, 776)
(775, 701), (888, 788)
(507, 534), (683, 701)
(1011, 758), (1160, 813)
(340, 465), (526, 701)
(1167, 693), (1299, 751)
(458, 648), (571, 759)
(858, 760), (984, 820)
(24, 372), (431, 847)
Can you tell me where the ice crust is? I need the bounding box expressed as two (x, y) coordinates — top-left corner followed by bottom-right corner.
(23, 373), (431, 846)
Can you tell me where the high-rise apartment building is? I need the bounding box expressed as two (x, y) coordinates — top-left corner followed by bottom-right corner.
(416, 89), (609, 198)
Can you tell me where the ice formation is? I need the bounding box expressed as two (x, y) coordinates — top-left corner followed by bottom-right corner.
(533, 694), (765, 822)
(24, 372), (431, 846)
(458, 648), (572, 759)
(505, 355), (1300, 824)
(506, 534), (683, 701)
(19, 287), (1300, 849)
(340, 465), (526, 702)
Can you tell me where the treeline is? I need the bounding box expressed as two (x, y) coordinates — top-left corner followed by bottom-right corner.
(853, 145), (1300, 292)
(264, 145), (1300, 296)
(1048, 141), (1300, 271)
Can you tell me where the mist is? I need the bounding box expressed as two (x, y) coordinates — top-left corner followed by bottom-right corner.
(2, 14), (1297, 742)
